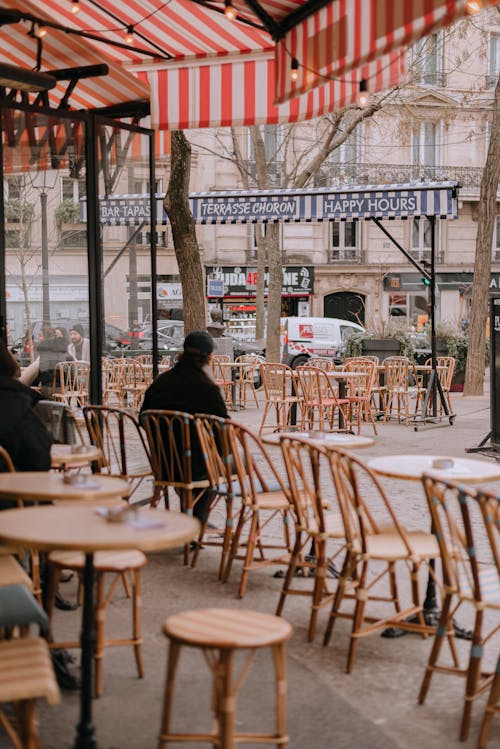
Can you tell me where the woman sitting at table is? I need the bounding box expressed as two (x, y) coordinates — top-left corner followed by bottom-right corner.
(0, 338), (53, 474)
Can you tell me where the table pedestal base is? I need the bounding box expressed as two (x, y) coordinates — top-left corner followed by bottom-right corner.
(74, 553), (97, 749)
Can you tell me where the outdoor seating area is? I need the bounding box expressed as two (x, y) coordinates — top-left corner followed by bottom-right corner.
(0, 373), (498, 749)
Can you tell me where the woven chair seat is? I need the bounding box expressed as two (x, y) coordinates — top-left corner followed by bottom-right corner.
(163, 608), (292, 649)
(48, 549), (146, 572)
(0, 637), (60, 704)
(0, 555), (33, 591)
(363, 530), (440, 561)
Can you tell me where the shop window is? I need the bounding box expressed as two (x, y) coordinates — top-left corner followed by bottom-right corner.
(389, 293), (429, 327)
(487, 34), (500, 88)
(330, 221), (360, 262)
(412, 33), (445, 87)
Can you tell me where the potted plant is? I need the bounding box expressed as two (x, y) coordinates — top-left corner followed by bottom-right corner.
(345, 321), (416, 361)
(55, 199), (82, 227)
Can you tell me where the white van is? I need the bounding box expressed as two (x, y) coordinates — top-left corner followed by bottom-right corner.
(280, 316), (364, 368)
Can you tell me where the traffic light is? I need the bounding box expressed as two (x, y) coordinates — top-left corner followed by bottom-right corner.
(420, 276), (431, 286)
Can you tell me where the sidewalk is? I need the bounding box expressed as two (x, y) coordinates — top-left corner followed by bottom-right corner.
(38, 385), (499, 749)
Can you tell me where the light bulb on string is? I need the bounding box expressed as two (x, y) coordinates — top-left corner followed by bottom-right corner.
(357, 79), (369, 108)
(71, 0), (80, 14)
(465, 0), (482, 14)
(224, 0), (237, 21)
(290, 58), (299, 82)
(35, 24), (47, 38)
(125, 25), (134, 44)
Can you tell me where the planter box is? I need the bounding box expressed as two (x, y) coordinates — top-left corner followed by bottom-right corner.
(450, 369), (465, 392)
(361, 338), (401, 361)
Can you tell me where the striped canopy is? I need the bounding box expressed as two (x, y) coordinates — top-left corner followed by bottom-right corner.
(96, 182), (459, 225)
(0, 1), (499, 128)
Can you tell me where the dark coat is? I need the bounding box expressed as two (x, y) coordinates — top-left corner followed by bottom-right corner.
(0, 376), (53, 471)
(37, 337), (70, 386)
(140, 358), (228, 480)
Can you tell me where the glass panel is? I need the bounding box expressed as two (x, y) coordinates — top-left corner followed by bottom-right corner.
(3, 108), (89, 398)
(332, 223), (340, 247)
(344, 222), (357, 248)
(96, 122), (153, 366)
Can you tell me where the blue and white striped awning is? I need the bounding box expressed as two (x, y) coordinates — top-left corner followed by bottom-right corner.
(94, 182), (459, 226)
(191, 182), (459, 224)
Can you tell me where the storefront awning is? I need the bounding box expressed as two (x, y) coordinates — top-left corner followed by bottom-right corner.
(25, 1), (500, 129)
(96, 182), (459, 226)
(191, 182), (460, 223)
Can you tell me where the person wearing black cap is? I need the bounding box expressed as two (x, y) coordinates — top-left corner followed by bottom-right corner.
(68, 323), (90, 362)
(140, 330), (228, 522)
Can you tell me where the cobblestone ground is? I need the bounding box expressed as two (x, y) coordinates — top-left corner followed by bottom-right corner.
(35, 382), (499, 749)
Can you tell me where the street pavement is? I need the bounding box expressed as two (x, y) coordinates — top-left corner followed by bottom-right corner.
(37, 382), (500, 749)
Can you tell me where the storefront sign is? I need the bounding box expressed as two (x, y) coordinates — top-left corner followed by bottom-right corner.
(206, 266), (314, 296)
(157, 282), (182, 301)
(96, 195), (168, 225)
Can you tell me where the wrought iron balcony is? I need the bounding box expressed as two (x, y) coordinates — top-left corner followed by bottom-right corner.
(313, 163), (488, 195)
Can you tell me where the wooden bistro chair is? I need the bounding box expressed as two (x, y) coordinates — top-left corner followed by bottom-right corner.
(415, 356), (456, 418)
(120, 358), (149, 412)
(277, 435), (347, 642)
(478, 653), (500, 749)
(210, 355), (234, 408)
(52, 360), (90, 409)
(295, 365), (349, 432)
(140, 409), (211, 565)
(0, 637), (60, 749)
(258, 363), (301, 436)
(222, 422), (293, 598)
(0, 446), (41, 603)
(46, 549), (146, 698)
(418, 477), (500, 742)
(157, 608), (292, 749)
(343, 358), (378, 435)
(323, 450), (439, 673)
(382, 356), (418, 425)
(234, 354), (262, 408)
(82, 405), (153, 505)
(303, 356), (337, 371)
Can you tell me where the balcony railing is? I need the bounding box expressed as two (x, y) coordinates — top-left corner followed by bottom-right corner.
(330, 248), (363, 263)
(313, 163), (488, 194)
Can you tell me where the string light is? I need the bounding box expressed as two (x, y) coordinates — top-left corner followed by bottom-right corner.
(465, 0), (483, 13)
(125, 25), (134, 44)
(357, 79), (369, 108)
(224, 0), (237, 21)
(35, 23), (47, 38)
(290, 57), (299, 81)
(70, 0), (80, 14)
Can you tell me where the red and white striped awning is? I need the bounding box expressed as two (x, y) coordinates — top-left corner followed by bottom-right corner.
(1, 1), (499, 128)
(0, 0), (149, 111)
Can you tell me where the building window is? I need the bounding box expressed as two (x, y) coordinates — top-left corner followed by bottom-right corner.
(411, 216), (443, 263)
(135, 230), (168, 247)
(412, 33), (445, 86)
(412, 122), (439, 169)
(493, 216), (500, 261)
(62, 177), (85, 203)
(487, 34), (500, 88)
(248, 126), (283, 185)
(331, 221), (360, 262)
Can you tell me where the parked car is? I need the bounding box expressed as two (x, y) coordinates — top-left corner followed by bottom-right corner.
(280, 316), (365, 368)
(12, 319), (130, 366)
(138, 320), (264, 359)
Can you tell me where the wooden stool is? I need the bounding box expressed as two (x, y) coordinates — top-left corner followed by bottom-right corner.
(158, 608), (292, 749)
(46, 549), (146, 697)
(0, 637), (60, 749)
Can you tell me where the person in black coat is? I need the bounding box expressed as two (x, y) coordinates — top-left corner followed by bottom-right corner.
(140, 330), (228, 522)
(0, 339), (53, 474)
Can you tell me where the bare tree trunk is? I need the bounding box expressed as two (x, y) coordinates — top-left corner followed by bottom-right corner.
(265, 223), (281, 362)
(250, 127), (270, 344)
(463, 74), (500, 395)
(164, 131), (206, 334)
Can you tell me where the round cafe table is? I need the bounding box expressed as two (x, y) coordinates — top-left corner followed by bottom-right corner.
(50, 444), (102, 471)
(0, 472), (128, 503)
(0, 505), (199, 749)
(263, 431), (374, 449)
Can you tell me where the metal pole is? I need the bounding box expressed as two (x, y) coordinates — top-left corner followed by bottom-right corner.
(40, 190), (51, 326)
(429, 215), (437, 417)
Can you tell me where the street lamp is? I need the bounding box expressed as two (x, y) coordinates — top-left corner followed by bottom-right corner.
(32, 169), (58, 326)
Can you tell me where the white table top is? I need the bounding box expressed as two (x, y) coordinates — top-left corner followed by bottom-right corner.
(367, 454), (500, 483)
(0, 505), (199, 553)
(0, 472), (129, 501)
(262, 431), (374, 449)
(51, 444), (102, 468)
